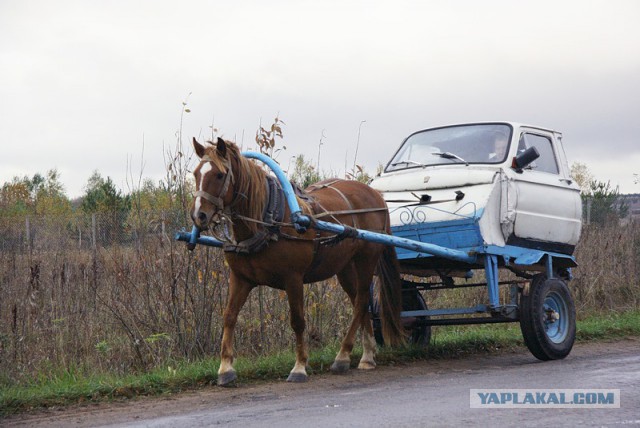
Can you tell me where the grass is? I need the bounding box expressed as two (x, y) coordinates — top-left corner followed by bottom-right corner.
(2, 309), (639, 417)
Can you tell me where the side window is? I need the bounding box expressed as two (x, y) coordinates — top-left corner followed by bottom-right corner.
(518, 133), (559, 174)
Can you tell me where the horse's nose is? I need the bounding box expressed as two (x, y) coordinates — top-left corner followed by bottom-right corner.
(197, 211), (208, 224)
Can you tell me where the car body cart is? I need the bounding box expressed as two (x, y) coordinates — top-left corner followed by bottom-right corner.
(177, 121), (582, 360)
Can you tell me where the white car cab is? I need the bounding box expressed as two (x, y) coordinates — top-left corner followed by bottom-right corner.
(370, 122), (582, 266)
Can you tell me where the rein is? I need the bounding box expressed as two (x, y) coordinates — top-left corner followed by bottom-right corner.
(312, 207), (388, 219)
(230, 204), (388, 250)
(232, 206), (388, 228)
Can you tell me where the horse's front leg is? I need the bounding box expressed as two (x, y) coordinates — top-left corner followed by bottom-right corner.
(285, 277), (309, 382)
(218, 271), (253, 386)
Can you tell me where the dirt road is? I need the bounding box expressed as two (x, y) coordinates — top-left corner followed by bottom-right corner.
(5, 338), (639, 427)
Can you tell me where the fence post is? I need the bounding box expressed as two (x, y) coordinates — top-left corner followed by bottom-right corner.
(25, 216), (30, 253)
(258, 286), (265, 350)
(586, 197), (592, 226)
(92, 213), (97, 249)
(91, 213), (98, 309)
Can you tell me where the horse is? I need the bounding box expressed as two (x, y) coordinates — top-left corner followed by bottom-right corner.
(190, 137), (405, 385)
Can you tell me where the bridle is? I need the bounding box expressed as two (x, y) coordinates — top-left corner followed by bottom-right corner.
(194, 154), (235, 213)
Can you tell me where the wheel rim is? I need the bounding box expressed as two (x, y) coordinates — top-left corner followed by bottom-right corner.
(542, 291), (569, 344)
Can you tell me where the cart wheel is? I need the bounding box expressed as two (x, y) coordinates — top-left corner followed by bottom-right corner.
(370, 283), (431, 347)
(519, 274), (576, 360)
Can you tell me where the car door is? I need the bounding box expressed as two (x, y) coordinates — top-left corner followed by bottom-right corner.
(508, 129), (582, 253)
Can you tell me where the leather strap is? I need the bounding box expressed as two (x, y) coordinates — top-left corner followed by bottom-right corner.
(223, 176), (286, 254)
(195, 156), (234, 210)
(194, 190), (224, 209)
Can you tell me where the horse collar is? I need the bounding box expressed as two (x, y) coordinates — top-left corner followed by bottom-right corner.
(223, 175), (285, 254)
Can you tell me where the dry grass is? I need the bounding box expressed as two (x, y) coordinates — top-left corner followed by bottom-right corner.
(571, 221), (640, 314)
(0, 213), (353, 386)
(1, 214), (638, 387)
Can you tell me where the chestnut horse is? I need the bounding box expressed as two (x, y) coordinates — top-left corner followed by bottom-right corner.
(191, 137), (404, 385)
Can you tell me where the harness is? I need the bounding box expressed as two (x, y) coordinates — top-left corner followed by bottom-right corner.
(200, 167), (388, 255)
(194, 155), (235, 211)
(223, 175), (286, 254)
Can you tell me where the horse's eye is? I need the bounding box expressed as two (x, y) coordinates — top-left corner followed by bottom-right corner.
(216, 172), (225, 179)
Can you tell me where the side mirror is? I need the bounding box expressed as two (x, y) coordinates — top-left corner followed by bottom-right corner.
(512, 146), (540, 172)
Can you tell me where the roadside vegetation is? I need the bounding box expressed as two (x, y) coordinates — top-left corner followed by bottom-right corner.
(2, 310), (639, 416)
(1, 111), (639, 415)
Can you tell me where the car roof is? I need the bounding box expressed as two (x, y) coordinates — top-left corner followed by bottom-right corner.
(419, 121), (561, 136)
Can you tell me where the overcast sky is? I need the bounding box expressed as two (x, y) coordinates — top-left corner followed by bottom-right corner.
(1, 0), (639, 197)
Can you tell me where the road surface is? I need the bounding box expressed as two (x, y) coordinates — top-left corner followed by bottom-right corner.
(5, 338), (639, 427)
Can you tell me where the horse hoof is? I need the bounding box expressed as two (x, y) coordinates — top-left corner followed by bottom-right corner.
(330, 360), (350, 374)
(217, 370), (237, 387)
(287, 372), (308, 383)
(357, 361), (376, 370)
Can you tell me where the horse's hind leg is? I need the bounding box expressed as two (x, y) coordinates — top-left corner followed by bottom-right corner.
(358, 307), (377, 370)
(332, 260), (377, 373)
(218, 272), (253, 386)
(284, 277), (309, 382)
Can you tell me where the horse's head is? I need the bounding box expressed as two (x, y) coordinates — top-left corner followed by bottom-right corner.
(191, 137), (235, 229)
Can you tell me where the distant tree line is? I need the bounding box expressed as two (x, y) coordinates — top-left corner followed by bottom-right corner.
(571, 162), (630, 226)
(1, 160), (631, 227)
(0, 169), (191, 246)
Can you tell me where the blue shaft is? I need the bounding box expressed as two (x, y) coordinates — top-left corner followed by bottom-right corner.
(312, 218), (476, 264)
(175, 230), (223, 247)
(177, 150), (476, 264)
(176, 219), (475, 264)
(239, 152), (475, 263)
(484, 254), (499, 308)
(241, 151), (310, 229)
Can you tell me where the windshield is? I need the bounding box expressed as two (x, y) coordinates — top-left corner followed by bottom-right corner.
(386, 123), (513, 172)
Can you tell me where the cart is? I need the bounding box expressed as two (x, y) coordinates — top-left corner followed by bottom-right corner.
(177, 121), (582, 361)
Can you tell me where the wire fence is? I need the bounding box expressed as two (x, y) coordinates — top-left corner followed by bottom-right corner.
(3, 196), (636, 253)
(0, 210), (184, 254)
(582, 195), (640, 226)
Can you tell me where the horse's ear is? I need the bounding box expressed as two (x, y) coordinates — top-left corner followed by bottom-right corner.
(216, 137), (227, 158)
(193, 138), (206, 158)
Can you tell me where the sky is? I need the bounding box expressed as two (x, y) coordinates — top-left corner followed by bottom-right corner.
(1, 0), (639, 198)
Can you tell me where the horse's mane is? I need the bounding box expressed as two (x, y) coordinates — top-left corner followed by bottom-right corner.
(203, 139), (313, 234)
(204, 140), (267, 234)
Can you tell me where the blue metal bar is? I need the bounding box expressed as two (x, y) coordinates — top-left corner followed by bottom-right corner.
(484, 244), (577, 268)
(402, 304), (488, 317)
(176, 150), (477, 264)
(484, 254), (500, 309)
(241, 151), (310, 231)
(188, 225), (199, 247)
(242, 151), (475, 263)
(546, 254), (554, 279)
(312, 218), (476, 264)
(175, 230), (224, 247)
(175, 220), (476, 263)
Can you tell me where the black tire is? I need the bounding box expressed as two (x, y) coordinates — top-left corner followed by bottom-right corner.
(371, 283), (431, 347)
(519, 274), (576, 361)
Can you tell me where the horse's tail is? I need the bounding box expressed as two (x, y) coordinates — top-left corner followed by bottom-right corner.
(376, 245), (407, 347)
